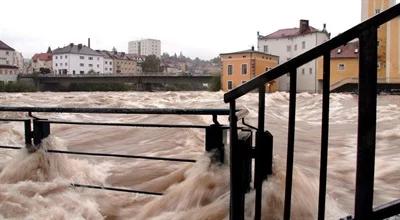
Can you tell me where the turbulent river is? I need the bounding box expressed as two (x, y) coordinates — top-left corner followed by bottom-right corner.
(0, 91), (399, 219)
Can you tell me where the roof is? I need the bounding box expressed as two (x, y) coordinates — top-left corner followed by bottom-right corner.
(331, 41), (359, 58)
(259, 26), (323, 40)
(97, 50), (135, 61)
(0, 40), (15, 51)
(32, 53), (52, 62)
(220, 49), (278, 58)
(53, 43), (101, 56)
(0, 65), (18, 69)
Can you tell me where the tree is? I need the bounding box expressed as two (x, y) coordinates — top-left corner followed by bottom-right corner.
(47, 47), (52, 53)
(142, 55), (161, 72)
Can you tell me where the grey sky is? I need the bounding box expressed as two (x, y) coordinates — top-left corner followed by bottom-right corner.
(0, 0), (396, 60)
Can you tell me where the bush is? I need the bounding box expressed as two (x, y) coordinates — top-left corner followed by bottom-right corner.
(0, 81), (37, 92)
(208, 75), (221, 91)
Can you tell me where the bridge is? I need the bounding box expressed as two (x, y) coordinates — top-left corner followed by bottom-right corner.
(18, 73), (218, 91)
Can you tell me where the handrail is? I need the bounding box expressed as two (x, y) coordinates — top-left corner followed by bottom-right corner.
(224, 3), (400, 102)
(0, 106), (230, 115)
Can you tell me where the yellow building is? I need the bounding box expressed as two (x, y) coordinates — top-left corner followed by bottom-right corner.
(362, 0), (400, 80)
(220, 48), (279, 92)
(317, 42), (359, 88)
(318, 0), (400, 90)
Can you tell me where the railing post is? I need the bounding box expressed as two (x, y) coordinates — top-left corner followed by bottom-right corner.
(205, 124), (227, 163)
(33, 120), (50, 146)
(238, 130), (252, 193)
(354, 26), (378, 220)
(318, 52), (331, 220)
(229, 100), (244, 220)
(284, 68), (297, 220)
(24, 119), (33, 152)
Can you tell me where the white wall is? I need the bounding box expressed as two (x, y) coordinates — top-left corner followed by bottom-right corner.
(0, 50), (15, 66)
(103, 58), (113, 74)
(53, 53), (104, 75)
(258, 32), (329, 92)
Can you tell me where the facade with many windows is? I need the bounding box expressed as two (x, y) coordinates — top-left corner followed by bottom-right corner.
(128, 39), (161, 57)
(220, 47), (279, 92)
(0, 40), (20, 84)
(257, 20), (330, 92)
(52, 43), (104, 75)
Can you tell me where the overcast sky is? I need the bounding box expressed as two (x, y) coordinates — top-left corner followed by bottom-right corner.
(0, 0), (397, 60)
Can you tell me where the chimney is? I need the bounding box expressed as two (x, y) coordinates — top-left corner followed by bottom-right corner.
(88, 38), (91, 48)
(323, 23), (326, 31)
(69, 43), (74, 47)
(299, 19), (309, 33)
(78, 44), (83, 50)
(251, 46), (254, 51)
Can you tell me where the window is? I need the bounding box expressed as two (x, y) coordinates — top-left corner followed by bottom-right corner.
(241, 64), (247, 74)
(89, 57), (93, 60)
(65, 55), (67, 59)
(375, 9), (381, 14)
(263, 45), (268, 53)
(80, 71), (84, 74)
(110, 62), (112, 65)
(80, 63), (84, 67)
(88, 64), (93, 67)
(302, 41), (306, 49)
(243, 56), (246, 58)
(287, 45), (291, 52)
(97, 64), (99, 68)
(6, 51), (9, 55)
(227, 65), (233, 75)
(105, 68), (108, 71)
(301, 68), (305, 75)
(294, 44), (297, 51)
(228, 81), (233, 90)
(80, 56), (84, 59)
(55, 63), (58, 67)
(65, 63), (67, 66)
(309, 68), (313, 74)
(338, 64), (345, 71)
(60, 63), (63, 66)
(105, 61), (108, 64)
(55, 56), (58, 59)
(73, 70), (76, 75)
(265, 67), (271, 71)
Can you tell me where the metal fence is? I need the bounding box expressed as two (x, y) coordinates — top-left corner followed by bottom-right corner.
(0, 107), (230, 196)
(224, 3), (400, 220)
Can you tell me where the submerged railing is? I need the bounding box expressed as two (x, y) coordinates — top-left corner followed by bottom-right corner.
(0, 106), (231, 196)
(224, 3), (400, 220)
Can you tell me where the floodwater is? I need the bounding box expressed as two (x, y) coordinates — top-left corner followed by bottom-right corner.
(0, 91), (398, 219)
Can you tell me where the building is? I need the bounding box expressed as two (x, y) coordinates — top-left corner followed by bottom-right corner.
(0, 40), (20, 74)
(128, 39), (161, 57)
(52, 43), (104, 75)
(0, 40), (20, 84)
(362, 0), (400, 80)
(31, 52), (52, 73)
(317, 42), (359, 88)
(96, 50), (114, 74)
(220, 47), (279, 92)
(257, 20), (330, 92)
(99, 50), (139, 74)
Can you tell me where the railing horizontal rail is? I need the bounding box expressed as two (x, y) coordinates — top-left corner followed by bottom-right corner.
(373, 199), (400, 219)
(35, 120), (229, 129)
(71, 183), (163, 196)
(0, 106), (230, 115)
(0, 145), (22, 150)
(0, 145), (196, 163)
(224, 3), (400, 102)
(0, 118), (30, 122)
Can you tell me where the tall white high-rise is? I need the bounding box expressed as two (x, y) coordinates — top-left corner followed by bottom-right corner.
(128, 39), (161, 57)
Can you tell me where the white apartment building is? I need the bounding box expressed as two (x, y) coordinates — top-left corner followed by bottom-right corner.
(0, 40), (20, 84)
(52, 43), (104, 75)
(258, 20), (330, 92)
(128, 39), (161, 57)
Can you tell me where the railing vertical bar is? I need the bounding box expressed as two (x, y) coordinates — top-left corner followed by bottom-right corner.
(317, 52), (331, 220)
(254, 86), (266, 220)
(354, 26), (378, 220)
(229, 100), (244, 220)
(283, 69), (297, 220)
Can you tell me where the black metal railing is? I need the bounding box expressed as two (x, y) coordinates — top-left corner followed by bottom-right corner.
(0, 107), (231, 196)
(224, 3), (400, 220)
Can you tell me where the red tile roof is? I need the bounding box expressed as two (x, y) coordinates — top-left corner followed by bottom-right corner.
(331, 41), (359, 58)
(0, 40), (15, 51)
(32, 53), (52, 62)
(259, 26), (321, 39)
